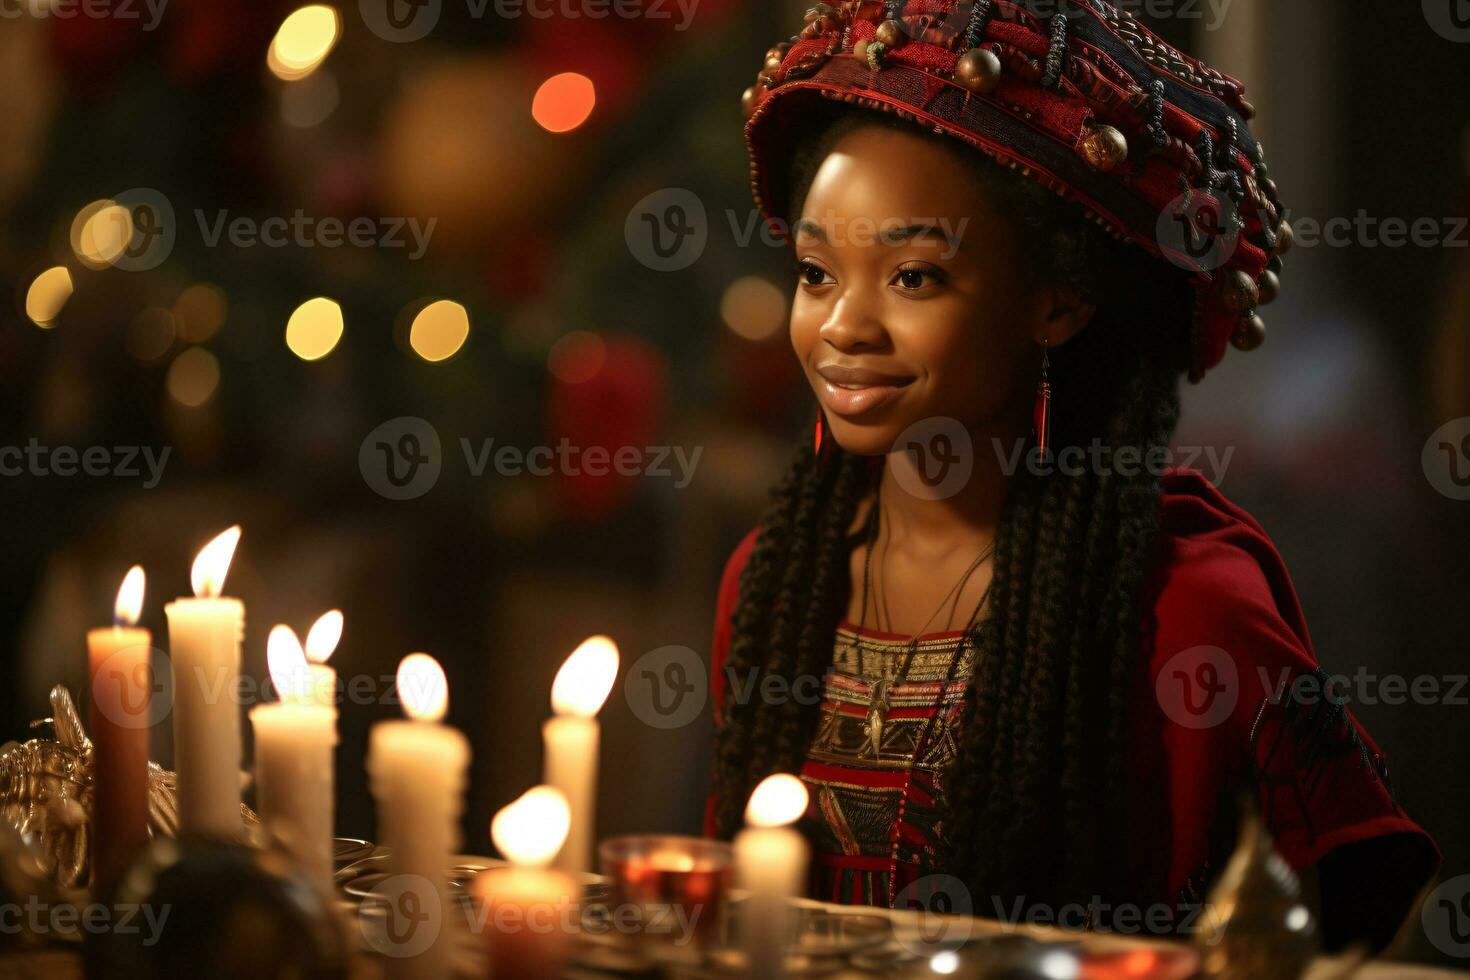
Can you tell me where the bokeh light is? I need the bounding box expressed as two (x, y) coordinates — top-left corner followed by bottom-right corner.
(25, 266), (72, 328)
(280, 70), (339, 128)
(409, 299), (470, 362)
(547, 331), (606, 384)
(174, 283), (228, 343)
(166, 347), (221, 407)
(531, 72), (596, 134)
(720, 275), (787, 341)
(127, 308), (177, 363)
(70, 199), (132, 269)
(268, 5), (341, 81)
(285, 296), (344, 361)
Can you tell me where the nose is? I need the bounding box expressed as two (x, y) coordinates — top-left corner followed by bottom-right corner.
(818, 290), (889, 353)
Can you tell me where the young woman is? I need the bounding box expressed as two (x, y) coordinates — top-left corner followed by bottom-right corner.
(705, 0), (1438, 952)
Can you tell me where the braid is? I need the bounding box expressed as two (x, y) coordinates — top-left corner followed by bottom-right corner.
(713, 104), (1194, 914)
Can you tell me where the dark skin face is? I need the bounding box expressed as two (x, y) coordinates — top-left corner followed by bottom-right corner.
(788, 124), (1095, 633)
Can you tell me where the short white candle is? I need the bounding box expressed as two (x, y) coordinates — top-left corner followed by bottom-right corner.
(302, 609), (343, 708)
(734, 774), (810, 980)
(366, 653), (470, 978)
(541, 635), (618, 874)
(87, 565), (152, 888)
(249, 624), (338, 892)
(165, 526), (245, 839)
(473, 785), (577, 980)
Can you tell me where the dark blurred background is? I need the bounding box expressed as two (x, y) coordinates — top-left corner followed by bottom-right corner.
(1, 0), (1467, 963)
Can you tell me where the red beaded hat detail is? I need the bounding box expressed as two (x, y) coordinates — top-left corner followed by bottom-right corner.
(742, 0), (1290, 382)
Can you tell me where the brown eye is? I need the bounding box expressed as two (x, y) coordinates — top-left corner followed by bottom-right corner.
(797, 260), (833, 287)
(893, 264), (945, 292)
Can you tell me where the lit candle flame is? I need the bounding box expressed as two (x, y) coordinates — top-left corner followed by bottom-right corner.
(267, 625), (310, 703)
(190, 525), (241, 598)
(491, 786), (570, 868)
(305, 609), (343, 664)
(397, 653), (448, 722)
(550, 634), (619, 718)
(114, 565), (146, 626)
(745, 773), (809, 829)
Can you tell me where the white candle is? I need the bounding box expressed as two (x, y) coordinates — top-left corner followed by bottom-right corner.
(165, 526), (245, 839)
(472, 786), (577, 980)
(541, 635), (618, 874)
(734, 774), (810, 980)
(249, 624), (338, 892)
(88, 565), (152, 888)
(366, 653), (470, 978)
(303, 609), (343, 708)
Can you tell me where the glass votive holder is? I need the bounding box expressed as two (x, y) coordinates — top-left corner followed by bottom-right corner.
(598, 834), (733, 951)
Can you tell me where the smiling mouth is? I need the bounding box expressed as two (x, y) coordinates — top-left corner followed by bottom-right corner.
(814, 367), (916, 419)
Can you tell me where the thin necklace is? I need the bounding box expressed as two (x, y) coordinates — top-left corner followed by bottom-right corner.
(850, 480), (995, 908)
(853, 482), (994, 756)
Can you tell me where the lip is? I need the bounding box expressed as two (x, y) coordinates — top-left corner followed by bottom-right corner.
(814, 363), (916, 418)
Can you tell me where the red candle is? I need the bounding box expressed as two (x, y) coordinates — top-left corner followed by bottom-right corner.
(87, 565), (152, 890)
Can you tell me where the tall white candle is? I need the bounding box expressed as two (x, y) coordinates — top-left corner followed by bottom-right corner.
(249, 624), (338, 892)
(165, 526), (245, 839)
(88, 565), (151, 888)
(541, 635), (618, 874)
(734, 774), (810, 980)
(366, 653), (470, 978)
(472, 786), (577, 980)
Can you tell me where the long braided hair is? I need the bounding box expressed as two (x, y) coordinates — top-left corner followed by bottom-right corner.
(712, 103), (1195, 911)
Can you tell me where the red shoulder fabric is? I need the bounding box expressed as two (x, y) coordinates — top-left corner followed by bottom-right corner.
(1141, 467), (1438, 913)
(703, 527), (759, 838)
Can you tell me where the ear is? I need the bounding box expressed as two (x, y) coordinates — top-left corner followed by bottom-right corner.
(1035, 283), (1096, 347)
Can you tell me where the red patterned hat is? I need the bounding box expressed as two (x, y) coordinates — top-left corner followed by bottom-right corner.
(741, 0), (1290, 382)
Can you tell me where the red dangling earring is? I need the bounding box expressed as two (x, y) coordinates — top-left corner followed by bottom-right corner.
(813, 409), (828, 458)
(1033, 341), (1052, 458)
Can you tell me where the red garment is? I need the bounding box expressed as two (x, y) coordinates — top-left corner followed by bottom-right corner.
(705, 466), (1438, 920)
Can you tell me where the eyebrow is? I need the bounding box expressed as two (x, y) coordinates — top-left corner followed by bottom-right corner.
(793, 219), (961, 249)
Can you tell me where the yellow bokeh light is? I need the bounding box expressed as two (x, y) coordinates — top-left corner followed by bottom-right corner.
(174, 282), (228, 343)
(70, 199), (133, 269)
(25, 266), (73, 328)
(285, 296), (344, 361)
(720, 275), (787, 341)
(409, 299), (470, 362)
(531, 72), (596, 134)
(166, 347), (221, 408)
(268, 5), (341, 81)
